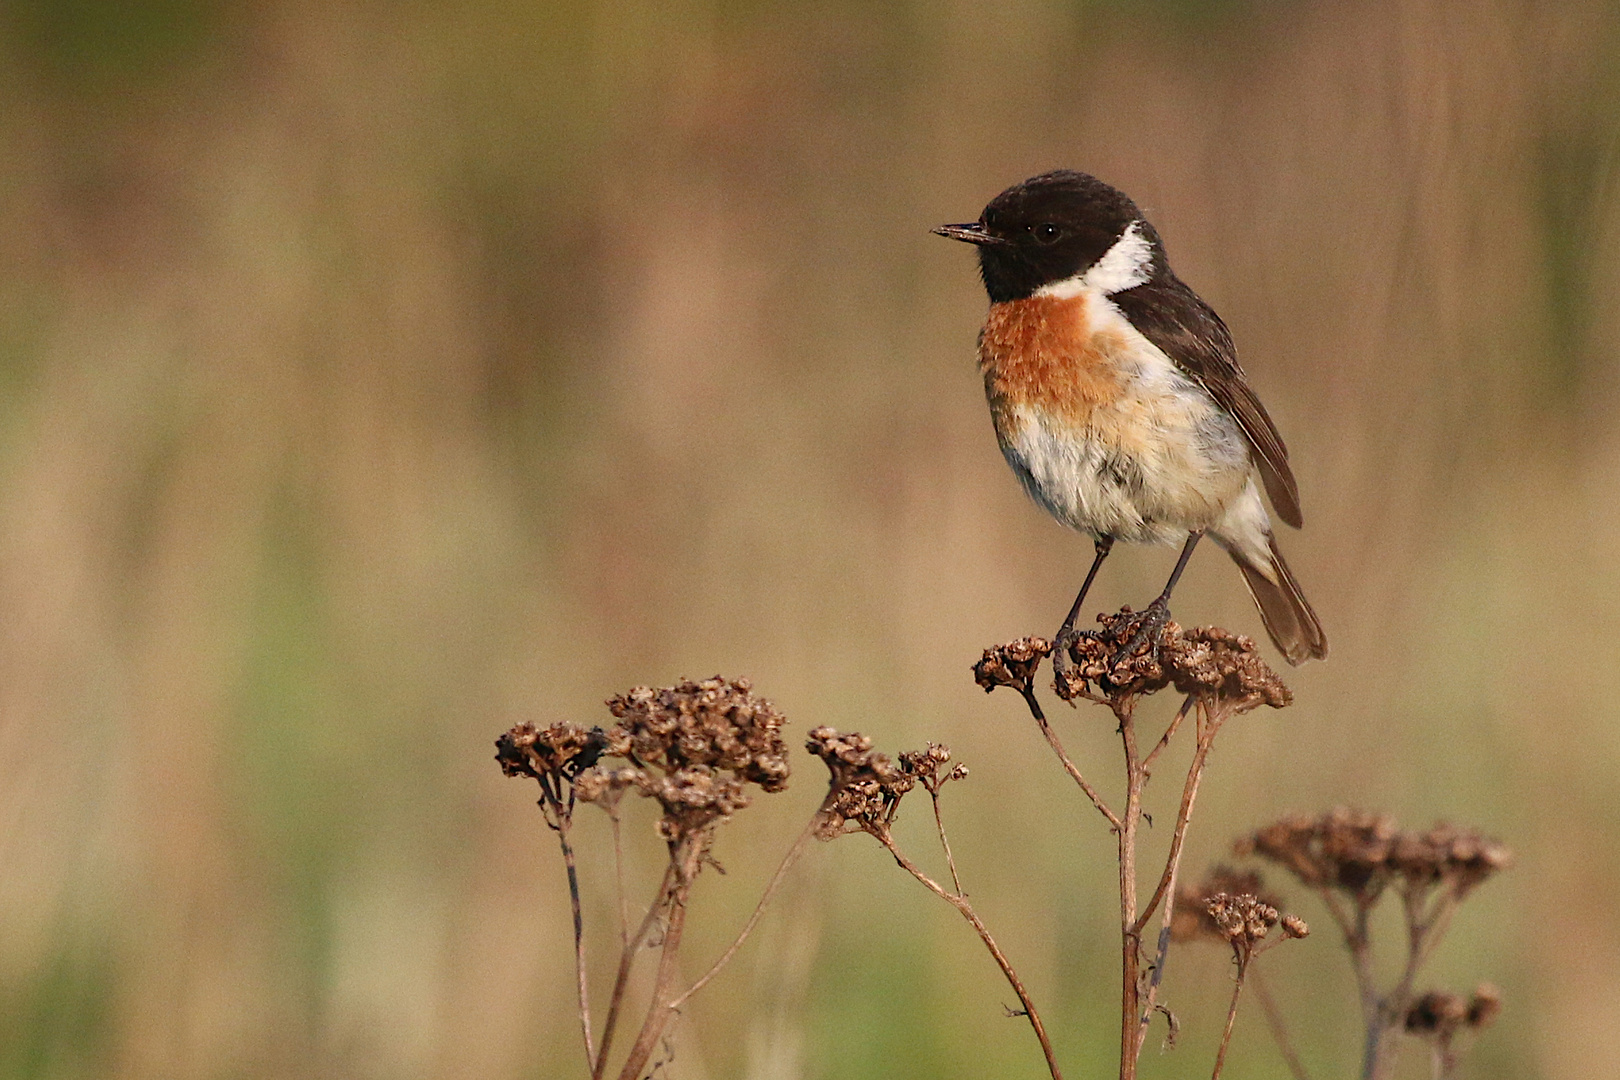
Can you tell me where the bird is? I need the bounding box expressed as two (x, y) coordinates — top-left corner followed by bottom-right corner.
(933, 169), (1327, 670)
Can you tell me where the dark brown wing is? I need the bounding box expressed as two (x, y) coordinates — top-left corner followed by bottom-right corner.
(1111, 275), (1303, 528)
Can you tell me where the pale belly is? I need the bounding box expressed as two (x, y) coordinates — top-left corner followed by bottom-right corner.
(993, 384), (1254, 545)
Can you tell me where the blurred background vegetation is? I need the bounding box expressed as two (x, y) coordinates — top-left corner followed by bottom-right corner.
(0, 0), (1616, 1077)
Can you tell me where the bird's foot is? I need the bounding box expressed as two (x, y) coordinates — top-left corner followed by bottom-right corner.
(1111, 598), (1172, 679)
(1051, 625), (1090, 700)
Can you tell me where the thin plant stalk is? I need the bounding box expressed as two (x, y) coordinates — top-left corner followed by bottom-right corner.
(1018, 683), (1122, 832)
(876, 831), (1064, 1080)
(615, 841), (702, 1080)
(1211, 957), (1250, 1080)
(668, 808), (827, 1010)
(1135, 698), (1226, 1050)
(1251, 968), (1314, 1080)
(539, 778), (597, 1072)
(1115, 703), (1146, 1080)
(593, 863), (677, 1080)
(929, 790), (964, 895)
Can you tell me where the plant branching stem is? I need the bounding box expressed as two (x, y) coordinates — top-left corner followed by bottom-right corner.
(593, 862), (677, 1080)
(1251, 968), (1314, 1080)
(1019, 683), (1122, 831)
(615, 842), (702, 1080)
(1211, 956), (1249, 1080)
(543, 784), (597, 1073)
(877, 831), (1063, 1080)
(1117, 703), (1146, 1080)
(668, 808), (826, 1010)
(930, 791), (964, 896)
(1135, 700), (1222, 1044)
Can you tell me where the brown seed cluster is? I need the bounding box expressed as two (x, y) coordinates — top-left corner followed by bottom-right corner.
(1056, 611), (1291, 710)
(497, 677), (792, 844)
(1405, 985), (1502, 1037)
(973, 637), (1052, 692)
(1171, 866), (1282, 944)
(805, 727), (965, 840)
(1237, 809), (1512, 907)
(607, 677), (791, 793)
(496, 721), (619, 784)
(1203, 892), (1308, 964)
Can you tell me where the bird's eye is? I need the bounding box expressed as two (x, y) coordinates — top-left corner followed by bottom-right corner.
(1033, 222), (1062, 244)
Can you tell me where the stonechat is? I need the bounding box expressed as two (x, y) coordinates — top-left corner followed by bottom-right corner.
(934, 170), (1327, 668)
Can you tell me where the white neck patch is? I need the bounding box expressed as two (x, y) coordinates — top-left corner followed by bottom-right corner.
(1033, 220), (1153, 299)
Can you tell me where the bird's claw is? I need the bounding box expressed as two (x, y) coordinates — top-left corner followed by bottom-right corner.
(1112, 598), (1172, 677)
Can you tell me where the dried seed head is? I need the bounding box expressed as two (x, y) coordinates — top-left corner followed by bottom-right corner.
(1405, 991), (1470, 1036)
(1280, 914), (1310, 939)
(805, 728), (954, 839)
(1238, 809), (1510, 907)
(1205, 892), (1279, 948)
(608, 677), (791, 793)
(495, 722), (613, 782)
(974, 637), (1052, 691)
(1056, 610), (1290, 710)
(1389, 823), (1513, 896)
(1172, 867), (1282, 943)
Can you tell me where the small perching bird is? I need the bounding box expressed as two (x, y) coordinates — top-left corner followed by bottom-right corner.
(934, 170), (1326, 669)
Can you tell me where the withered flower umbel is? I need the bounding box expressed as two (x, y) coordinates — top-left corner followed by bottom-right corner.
(805, 726), (929, 839)
(974, 637), (1052, 692)
(1059, 612), (1291, 708)
(609, 676), (791, 793)
(1171, 866), (1283, 944)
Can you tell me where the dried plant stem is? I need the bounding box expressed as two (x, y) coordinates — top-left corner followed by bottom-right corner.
(615, 842), (702, 1080)
(1019, 684), (1122, 831)
(668, 808), (826, 1010)
(593, 863), (677, 1080)
(540, 782), (597, 1072)
(1116, 704), (1146, 1080)
(929, 791), (964, 895)
(876, 830), (1063, 1080)
(609, 804), (631, 949)
(1140, 693), (1195, 776)
(1250, 968), (1313, 1080)
(1135, 699), (1224, 1047)
(1210, 958), (1250, 1080)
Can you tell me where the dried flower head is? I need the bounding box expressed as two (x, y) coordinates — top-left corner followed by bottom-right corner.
(608, 676), (790, 792)
(1388, 823), (1513, 897)
(496, 722), (615, 784)
(973, 637), (1052, 692)
(1206, 892), (1280, 949)
(805, 727), (950, 839)
(1466, 984), (1502, 1029)
(1171, 866), (1282, 943)
(1237, 809), (1511, 908)
(1057, 611), (1291, 710)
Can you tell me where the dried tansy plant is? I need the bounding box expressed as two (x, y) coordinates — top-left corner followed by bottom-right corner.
(1233, 809), (1512, 1080)
(497, 677), (818, 1080)
(500, 612), (1511, 1080)
(803, 728), (1063, 1079)
(975, 608), (1292, 1080)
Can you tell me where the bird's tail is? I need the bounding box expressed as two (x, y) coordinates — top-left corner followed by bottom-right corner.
(1227, 534), (1328, 665)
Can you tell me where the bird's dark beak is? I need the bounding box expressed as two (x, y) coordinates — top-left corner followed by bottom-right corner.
(932, 222), (1006, 246)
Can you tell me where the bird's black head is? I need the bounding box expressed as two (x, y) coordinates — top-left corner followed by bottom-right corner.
(934, 170), (1163, 303)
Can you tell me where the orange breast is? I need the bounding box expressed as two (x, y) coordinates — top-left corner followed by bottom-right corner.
(978, 293), (1127, 425)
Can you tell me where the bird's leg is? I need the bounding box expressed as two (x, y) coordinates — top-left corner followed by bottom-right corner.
(1115, 531), (1204, 669)
(1052, 536), (1114, 679)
